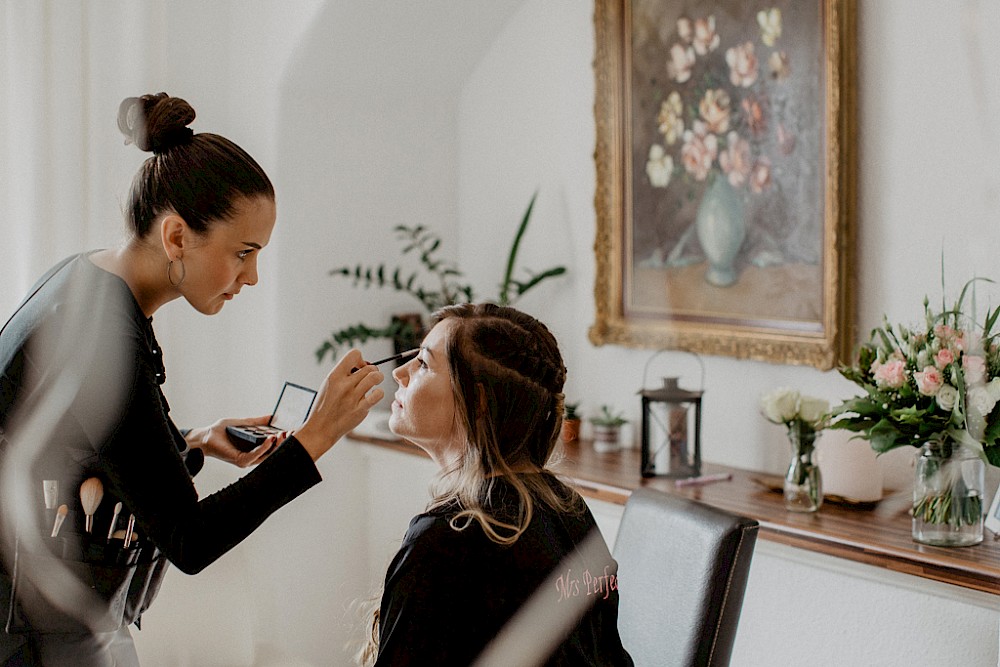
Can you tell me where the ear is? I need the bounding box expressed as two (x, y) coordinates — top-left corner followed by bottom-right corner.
(160, 214), (188, 260)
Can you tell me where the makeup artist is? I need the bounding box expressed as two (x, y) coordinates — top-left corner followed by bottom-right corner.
(0, 92), (384, 666)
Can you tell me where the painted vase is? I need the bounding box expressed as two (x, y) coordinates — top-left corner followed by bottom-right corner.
(695, 174), (745, 287)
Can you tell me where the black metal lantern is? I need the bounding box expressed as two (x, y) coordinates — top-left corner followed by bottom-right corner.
(639, 376), (703, 478)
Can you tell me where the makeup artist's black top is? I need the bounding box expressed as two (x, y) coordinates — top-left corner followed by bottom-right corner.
(0, 253), (321, 637)
(375, 474), (634, 667)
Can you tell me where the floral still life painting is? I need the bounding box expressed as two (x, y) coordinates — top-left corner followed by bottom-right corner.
(633, 3), (823, 302)
(590, 0), (855, 370)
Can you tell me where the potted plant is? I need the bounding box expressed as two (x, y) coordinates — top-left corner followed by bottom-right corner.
(590, 405), (627, 453)
(316, 191), (566, 363)
(561, 401), (581, 442)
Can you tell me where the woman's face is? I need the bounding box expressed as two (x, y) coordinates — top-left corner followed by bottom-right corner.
(178, 196), (276, 315)
(389, 318), (464, 467)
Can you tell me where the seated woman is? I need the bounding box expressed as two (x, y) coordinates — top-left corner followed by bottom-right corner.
(362, 303), (633, 666)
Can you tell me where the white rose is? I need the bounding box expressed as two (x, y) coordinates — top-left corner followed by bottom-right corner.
(986, 377), (1000, 403)
(760, 388), (800, 424)
(936, 384), (958, 412)
(968, 385), (997, 417)
(797, 396), (829, 426)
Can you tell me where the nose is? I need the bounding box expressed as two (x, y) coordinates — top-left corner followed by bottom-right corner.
(392, 361), (411, 386)
(242, 256), (259, 287)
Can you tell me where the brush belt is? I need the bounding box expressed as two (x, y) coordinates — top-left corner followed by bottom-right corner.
(4, 530), (166, 636)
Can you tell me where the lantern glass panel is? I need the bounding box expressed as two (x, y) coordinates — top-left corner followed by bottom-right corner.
(642, 397), (700, 478)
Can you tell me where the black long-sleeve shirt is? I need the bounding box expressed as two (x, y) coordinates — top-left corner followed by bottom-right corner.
(375, 475), (634, 666)
(0, 253), (321, 601)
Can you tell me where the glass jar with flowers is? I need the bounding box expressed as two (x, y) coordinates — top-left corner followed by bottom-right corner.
(829, 279), (998, 547)
(760, 388), (829, 512)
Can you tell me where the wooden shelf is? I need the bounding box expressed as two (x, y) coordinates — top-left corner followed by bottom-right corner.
(348, 433), (1000, 596)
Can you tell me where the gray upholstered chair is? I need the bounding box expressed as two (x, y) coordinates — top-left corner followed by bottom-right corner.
(613, 488), (759, 667)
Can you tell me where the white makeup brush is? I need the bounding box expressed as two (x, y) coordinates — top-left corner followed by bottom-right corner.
(79, 477), (104, 533)
(107, 501), (123, 542)
(123, 514), (136, 548)
(42, 480), (59, 509)
(51, 504), (68, 537)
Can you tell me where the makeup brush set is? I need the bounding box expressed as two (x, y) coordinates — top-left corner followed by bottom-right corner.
(40, 476), (140, 564)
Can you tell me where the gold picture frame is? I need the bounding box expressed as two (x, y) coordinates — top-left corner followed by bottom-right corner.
(589, 0), (856, 370)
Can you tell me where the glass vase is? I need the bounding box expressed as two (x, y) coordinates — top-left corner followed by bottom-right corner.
(912, 440), (984, 547)
(784, 424), (823, 512)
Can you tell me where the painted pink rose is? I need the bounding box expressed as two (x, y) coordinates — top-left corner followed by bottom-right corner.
(963, 355), (987, 386)
(873, 359), (906, 389)
(725, 41), (759, 87)
(914, 366), (944, 396)
(934, 348), (955, 369)
(699, 88), (731, 134)
(692, 16), (720, 55)
(749, 158), (772, 193)
(719, 132), (752, 188)
(680, 121), (718, 181)
(668, 43), (696, 83)
(677, 17), (693, 43)
(768, 50), (791, 81)
(741, 95), (768, 138)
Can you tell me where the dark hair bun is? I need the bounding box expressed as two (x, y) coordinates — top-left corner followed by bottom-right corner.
(118, 93), (196, 154)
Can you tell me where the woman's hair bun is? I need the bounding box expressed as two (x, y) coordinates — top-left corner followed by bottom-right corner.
(117, 93), (196, 154)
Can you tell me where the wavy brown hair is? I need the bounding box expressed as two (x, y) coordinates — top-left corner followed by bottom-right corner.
(357, 303), (583, 665)
(429, 302), (582, 543)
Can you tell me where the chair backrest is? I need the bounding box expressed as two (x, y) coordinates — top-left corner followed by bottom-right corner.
(613, 488), (759, 667)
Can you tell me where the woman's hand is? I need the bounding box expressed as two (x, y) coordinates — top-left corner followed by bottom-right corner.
(293, 349), (384, 461)
(185, 415), (286, 468)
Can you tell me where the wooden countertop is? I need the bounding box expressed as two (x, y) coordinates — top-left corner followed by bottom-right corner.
(349, 433), (1000, 596)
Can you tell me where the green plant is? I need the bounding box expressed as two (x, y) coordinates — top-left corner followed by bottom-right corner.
(564, 401), (581, 420)
(316, 191), (566, 363)
(590, 405), (627, 427)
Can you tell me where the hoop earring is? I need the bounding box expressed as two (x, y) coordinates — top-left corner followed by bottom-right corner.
(167, 259), (186, 287)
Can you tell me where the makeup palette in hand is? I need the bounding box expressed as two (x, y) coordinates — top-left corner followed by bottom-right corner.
(226, 382), (318, 451)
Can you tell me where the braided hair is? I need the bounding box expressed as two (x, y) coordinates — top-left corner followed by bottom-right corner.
(428, 303), (582, 545)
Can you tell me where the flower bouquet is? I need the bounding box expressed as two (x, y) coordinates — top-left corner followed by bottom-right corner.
(760, 388), (829, 512)
(829, 279), (997, 545)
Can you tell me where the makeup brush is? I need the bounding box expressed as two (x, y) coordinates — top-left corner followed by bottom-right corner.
(123, 514), (136, 548)
(107, 501), (123, 542)
(42, 480), (59, 509)
(79, 477), (104, 533)
(51, 504), (68, 538)
(351, 348), (419, 373)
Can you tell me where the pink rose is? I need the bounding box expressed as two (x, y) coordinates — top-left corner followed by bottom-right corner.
(725, 41), (759, 87)
(668, 43), (696, 83)
(873, 359), (906, 389)
(914, 366), (943, 396)
(692, 16), (720, 55)
(963, 355), (987, 386)
(719, 132), (752, 188)
(699, 89), (731, 134)
(934, 348), (955, 369)
(749, 158), (772, 193)
(680, 121), (718, 181)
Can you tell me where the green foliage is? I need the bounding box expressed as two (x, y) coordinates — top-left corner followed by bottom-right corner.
(590, 405), (627, 427)
(316, 191), (566, 363)
(564, 401), (581, 420)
